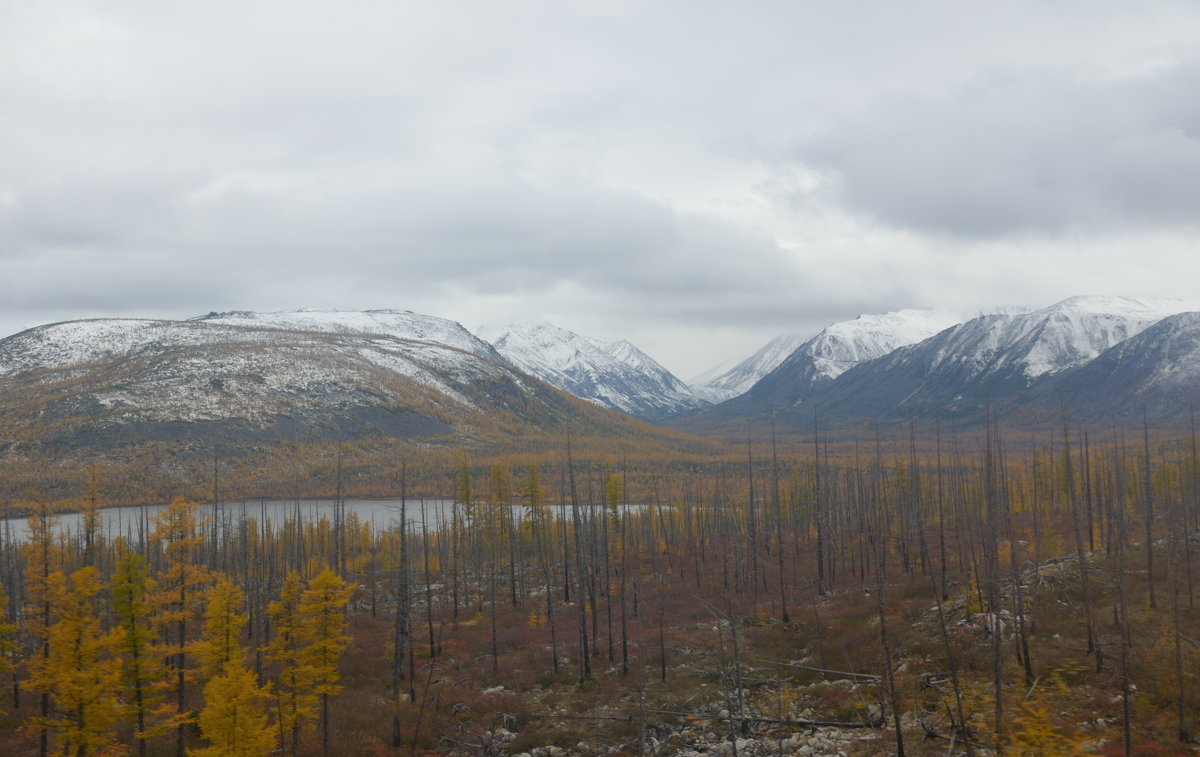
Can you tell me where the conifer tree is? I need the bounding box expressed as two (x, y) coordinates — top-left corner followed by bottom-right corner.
(27, 567), (124, 757)
(111, 551), (167, 757)
(82, 465), (103, 569)
(149, 497), (211, 755)
(201, 575), (248, 679)
(297, 569), (354, 757)
(0, 581), (17, 716)
(191, 662), (275, 757)
(264, 571), (315, 756)
(24, 500), (62, 757)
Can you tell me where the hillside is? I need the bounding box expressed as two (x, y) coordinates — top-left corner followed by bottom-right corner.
(0, 311), (704, 457)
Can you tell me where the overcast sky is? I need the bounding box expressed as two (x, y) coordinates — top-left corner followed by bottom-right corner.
(3, 2), (1200, 378)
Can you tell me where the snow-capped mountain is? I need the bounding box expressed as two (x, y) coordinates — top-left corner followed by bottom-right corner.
(8, 297), (1200, 449)
(712, 308), (965, 414)
(689, 335), (808, 403)
(804, 295), (1200, 420)
(193, 309), (500, 360)
(479, 320), (708, 419)
(791, 308), (966, 380)
(1038, 310), (1200, 423)
(0, 309), (500, 380)
(0, 310), (651, 450)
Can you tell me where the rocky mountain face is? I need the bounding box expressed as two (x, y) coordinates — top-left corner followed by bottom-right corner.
(0, 310), (644, 452)
(688, 334), (808, 403)
(1035, 310), (1200, 424)
(701, 308), (964, 419)
(796, 296), (1194, 421)
(679, 296), (1200, 429)
(478, 320), (709, 420)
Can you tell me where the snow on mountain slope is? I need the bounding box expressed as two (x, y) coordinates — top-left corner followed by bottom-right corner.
(0, 310), (503, 389)
(807, 295), (1200, 419)
(479, 320), (708, 419)
(689, 335), (808, 403)
(721, 309), (965, 412)
(908, 296), (1195, 382)
(1038, 310), (1200, 423)
(0, 319), (159, 377)
(0, 311), (589, 448)
(194, 309), (499, 359)
(800, 309), (966, 381)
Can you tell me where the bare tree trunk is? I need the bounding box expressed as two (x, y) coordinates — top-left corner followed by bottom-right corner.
(984, 413), (1004, 754)
(771, 417), (789, 622)
(566, 431), (591, 683)
(392, 462), (409, 749)
(1061, 416), (1099, 670)
(620, 505), (630, 675)
(1142, 415), (1157, 609)
(747, 431), (760, 612)
(814, 414), (826, 596)
(1170, 526), (1191, 743)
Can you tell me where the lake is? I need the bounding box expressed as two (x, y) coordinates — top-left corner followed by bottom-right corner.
(0, 498), (638, 542)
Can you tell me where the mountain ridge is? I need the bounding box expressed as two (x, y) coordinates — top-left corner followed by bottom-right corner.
(691, 308), (965, 420)
(0, 310), (683, 454)
(794, 295), (1197, 422)
(6, 297), (1200, 456)
(478, 320), (708, 420)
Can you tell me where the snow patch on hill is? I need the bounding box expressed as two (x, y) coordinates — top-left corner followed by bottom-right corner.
(195, 309), (498, 359)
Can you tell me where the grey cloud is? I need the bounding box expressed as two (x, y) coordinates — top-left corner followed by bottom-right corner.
(0, 158), (807, 332)
(5, 1), (1200, 375)
(788, 62), (1200, 237)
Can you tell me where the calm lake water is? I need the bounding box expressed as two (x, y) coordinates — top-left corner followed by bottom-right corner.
(1, 498), (457, 543)
(0, 498), (637, 542)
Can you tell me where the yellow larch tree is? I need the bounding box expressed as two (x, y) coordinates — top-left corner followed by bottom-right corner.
(190, 662), (275, 757)
(149, 497), (211, 755)
(263, 570), (316, 756)
(112, 551), (169, 757)
(0, 580), (18, 715)
(23, 499), (62, 756)
(82, 465), (102, 568)
(297, 569), (354, 757)
(26, 566), (125, 757)
(200, 575), (248, 679)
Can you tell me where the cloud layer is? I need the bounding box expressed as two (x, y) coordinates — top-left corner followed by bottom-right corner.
(793, 64), (1200, 237)
(3, 1), (1200, 375)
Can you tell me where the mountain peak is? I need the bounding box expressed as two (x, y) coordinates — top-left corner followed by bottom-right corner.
(1042, 295), (1199, 317)
(689, 334), (809, 403)
(481, 320), (707, 420)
